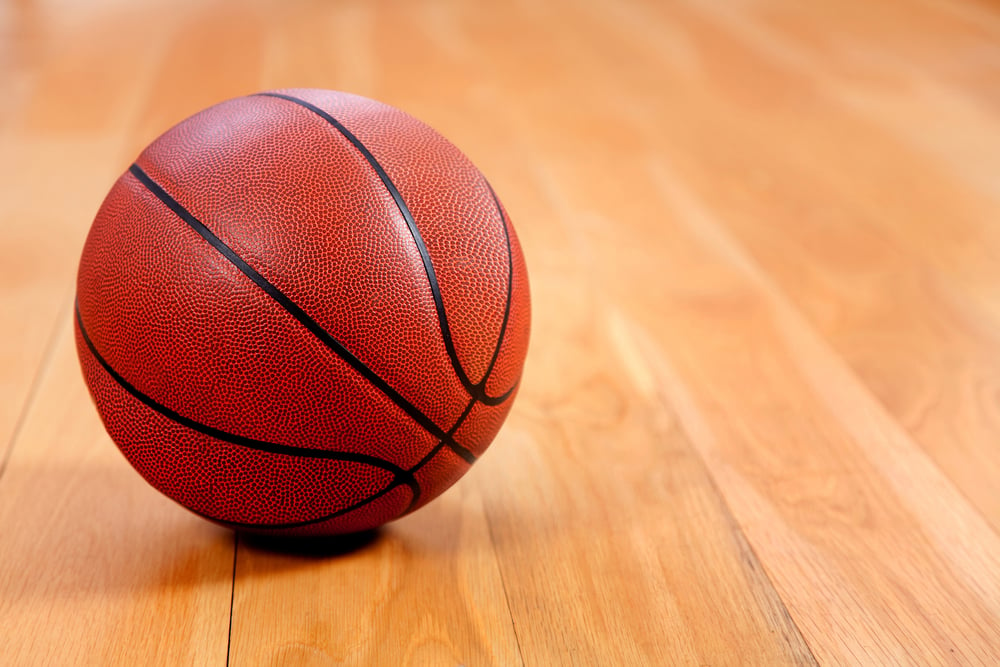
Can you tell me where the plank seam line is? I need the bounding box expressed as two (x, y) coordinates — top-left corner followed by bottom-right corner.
(695, 434), (820, 664)
(623, 329), (820, 663)
(225, 535), (238, 666)
(484, 510), (526, 665)
(0, 293), (72, 482)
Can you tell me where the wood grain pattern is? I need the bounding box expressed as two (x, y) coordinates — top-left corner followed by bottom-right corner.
(2, 0), (1000, 664)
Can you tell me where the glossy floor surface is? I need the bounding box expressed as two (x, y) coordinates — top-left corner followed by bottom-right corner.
(2, 0), (1000, 664)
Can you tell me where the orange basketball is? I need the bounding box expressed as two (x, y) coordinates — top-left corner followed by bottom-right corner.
(75, 89), (530, 536)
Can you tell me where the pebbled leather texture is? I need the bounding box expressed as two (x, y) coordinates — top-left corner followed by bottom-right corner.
(75, 89), (530, 536)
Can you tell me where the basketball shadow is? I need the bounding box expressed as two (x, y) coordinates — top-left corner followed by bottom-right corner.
(238, 528), (381, 558)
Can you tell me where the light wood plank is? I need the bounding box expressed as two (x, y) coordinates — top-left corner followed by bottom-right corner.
(0, 2), (177, 467)
(520, 136), (1000, 661)
(648, 0), (1000, 530)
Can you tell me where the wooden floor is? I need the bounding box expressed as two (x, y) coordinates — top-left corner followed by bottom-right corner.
(3, 0), (1000, 664)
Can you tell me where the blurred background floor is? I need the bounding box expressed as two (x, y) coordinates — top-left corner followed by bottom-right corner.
(3, 0), (1000, 664)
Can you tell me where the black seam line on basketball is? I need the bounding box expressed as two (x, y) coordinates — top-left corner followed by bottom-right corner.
(407, 395), (479, 477)
(204, 477), (407, 530)
(400, 394), (477, 511)
(75, 302), (421, 500)
(475, 180), (519, 407)
(253, 92), (482, 395)
(257, 93), (518, 406)
(403, 182), (517, 477)
(397, 394), (477, 512)
(126, 164), (476, 466)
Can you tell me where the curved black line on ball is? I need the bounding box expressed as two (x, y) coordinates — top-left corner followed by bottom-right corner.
(255, 91), (503, 401)
(76, 303), (420, 501)
(475, 180), (521, 406)
(408, 395), (479, 476)
(404, 191), (519, 475)
(193, 477), (410, 531)
(127, 164), (477, 465)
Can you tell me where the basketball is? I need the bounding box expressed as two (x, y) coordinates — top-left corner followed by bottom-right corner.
(74, 89), (530, 536)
